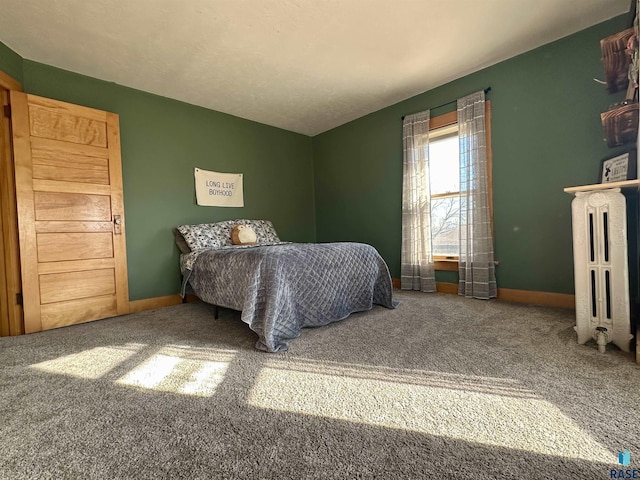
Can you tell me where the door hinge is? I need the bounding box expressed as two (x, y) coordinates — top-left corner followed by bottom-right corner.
(16, 292), (22, 306)
(3, 105), (10, 118)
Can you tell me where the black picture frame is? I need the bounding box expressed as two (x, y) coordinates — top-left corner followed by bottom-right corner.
(598, 149), (638, 183)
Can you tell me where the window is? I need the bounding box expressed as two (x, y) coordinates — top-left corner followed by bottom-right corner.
(427, 106), (492, 270)
(429, 123), (460, 259)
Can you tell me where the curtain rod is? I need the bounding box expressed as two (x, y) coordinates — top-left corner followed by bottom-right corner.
(402, 87), (491, 120)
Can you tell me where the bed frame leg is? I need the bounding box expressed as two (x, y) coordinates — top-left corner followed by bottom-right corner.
(213, 305), (219, 319)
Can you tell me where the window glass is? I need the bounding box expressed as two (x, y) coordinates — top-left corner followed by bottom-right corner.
(429, 132), (459, 195)
(431, 197), (460, 257)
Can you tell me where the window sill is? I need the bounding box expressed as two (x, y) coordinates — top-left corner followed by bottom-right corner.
(435, 259), (501, 271)
(435, 259), (458, 271)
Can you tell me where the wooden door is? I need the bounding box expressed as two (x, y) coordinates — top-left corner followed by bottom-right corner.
(10, 92), (129, 333)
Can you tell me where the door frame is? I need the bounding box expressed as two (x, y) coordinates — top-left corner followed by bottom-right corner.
(0, 69), (23, 336)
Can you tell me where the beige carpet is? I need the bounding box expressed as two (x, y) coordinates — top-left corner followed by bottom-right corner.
(0, 290), (638, 479)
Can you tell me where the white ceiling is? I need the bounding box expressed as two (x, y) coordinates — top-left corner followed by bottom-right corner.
(0, 0), (630, 136)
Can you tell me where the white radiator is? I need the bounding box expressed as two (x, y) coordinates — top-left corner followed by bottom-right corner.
(571, 188), (633, 352)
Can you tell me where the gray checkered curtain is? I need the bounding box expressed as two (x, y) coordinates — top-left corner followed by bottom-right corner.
(457, 92), (496, 299)
(401, 110), (436, 292)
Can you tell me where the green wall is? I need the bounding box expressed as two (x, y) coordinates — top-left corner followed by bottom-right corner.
(312, 16), (630, 294)
(0, 41), (23, 85)
(6, 59), (316, 301)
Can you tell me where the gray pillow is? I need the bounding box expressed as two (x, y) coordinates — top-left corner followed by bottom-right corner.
(173, 229), (191, 254)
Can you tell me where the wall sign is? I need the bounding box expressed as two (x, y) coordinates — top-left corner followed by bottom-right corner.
(194, 168), (244, 207)
(598, 150), (637, 183)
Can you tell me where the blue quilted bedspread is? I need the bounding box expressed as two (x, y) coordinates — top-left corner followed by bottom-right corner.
(180, 242), (397, 352)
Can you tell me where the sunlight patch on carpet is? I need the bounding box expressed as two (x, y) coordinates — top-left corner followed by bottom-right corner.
(30, 343), (146, 379)
(247, 360), (614, 464)
(116, 345), (235, 397)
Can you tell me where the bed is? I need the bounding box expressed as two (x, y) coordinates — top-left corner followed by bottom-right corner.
(177, 219), (397, 352)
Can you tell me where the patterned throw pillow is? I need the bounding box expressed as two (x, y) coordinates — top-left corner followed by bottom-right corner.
(207, 219), (281, 248)
(176, 223), (222, 251)
(177, 219), (280, 251)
